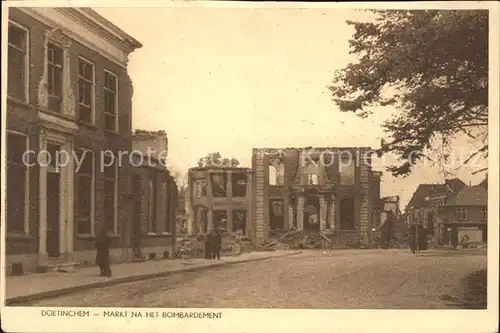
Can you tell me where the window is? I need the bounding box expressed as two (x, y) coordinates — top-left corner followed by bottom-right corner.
(6, 132), (29, 234)
(232, 210), (247, 235)
(456, 207), (467, 221)
(103, 153), (117, 233)
(147, 178), (157, 233)
(78, 57), (94, 123)
(8, 22), (29, 101)
(212, 210), (227, 230)
(211, 173), (227, 197)
(482, 207), (487, 221)
(104, 70), (118, 131)
(162, 182), (170, 233)
(339, 156), (355, 186)
(75, 149), (94, 235)
(232, 172), (247, 197)
(269, 165), (277, 185)
(47, 43), (63, 112)
(308, 174), (318, 185)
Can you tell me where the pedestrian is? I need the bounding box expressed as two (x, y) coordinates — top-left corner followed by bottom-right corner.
(204, 230), (212, 259)
(210, 228), (222, 260)
(95, 224), (113, 277)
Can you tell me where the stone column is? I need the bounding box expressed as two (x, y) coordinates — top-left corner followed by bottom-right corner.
(254, 150), (266, 244)
(319, 196), (326, 231)
(245, 171), (252, 236)
(207, 172), (213, 230)
(288, 203), (294, 229)
(38, 131), (48, 265)
(329, 194), (336, 231)
(66, 137), (75, 259)
(226, 171), (233, 231)
(297, 196), (305, 231)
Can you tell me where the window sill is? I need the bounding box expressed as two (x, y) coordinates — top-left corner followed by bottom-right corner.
(7, 96), (32, 108)
(76, 234), (94, 240)
(78, 121), (98, 129)
(143, 232), (172, 237)
(7, 233), (33, 240)
(104, 129), (120, 136)
(39, 107), (71, 120)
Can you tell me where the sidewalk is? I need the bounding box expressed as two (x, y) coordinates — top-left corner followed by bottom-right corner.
(4, 250), (300, 305)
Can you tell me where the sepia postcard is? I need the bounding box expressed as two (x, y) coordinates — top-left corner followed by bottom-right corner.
(0, 1), (499, 332)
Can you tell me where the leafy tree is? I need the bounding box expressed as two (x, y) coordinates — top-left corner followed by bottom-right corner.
(197, 152), (240, 168)
(329, 10), (488, 176)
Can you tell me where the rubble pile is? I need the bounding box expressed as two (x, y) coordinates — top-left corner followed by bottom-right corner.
(173, 231), (246, 258)
(263, 229), (329, 250)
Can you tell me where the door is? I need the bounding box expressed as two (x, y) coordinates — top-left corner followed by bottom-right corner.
(269, 199), (285, 230)
(46, 171), (60, 257)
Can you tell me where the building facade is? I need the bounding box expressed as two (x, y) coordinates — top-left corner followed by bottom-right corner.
(251, 147), (382, 247)
(439, 185), (488, 246)
(405, 178), (467, 244)
(130, 131), (177, 260)
(186, 167), (252, 235)
(5, 7), (141, 273)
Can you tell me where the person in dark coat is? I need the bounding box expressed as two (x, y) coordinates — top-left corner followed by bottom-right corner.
(95, 224), (113, 277)
(204, 230), (212, 259)
(210, 228), (222, 260)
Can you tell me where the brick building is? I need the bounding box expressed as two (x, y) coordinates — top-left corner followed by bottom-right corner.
(4, 7), (141, 273)
(130, 131), (177, 260)
(405, 178), (467, 245)
(439, 184), (488, 246)
(251, 147), (382, 247)
(186, 167), (252, 235)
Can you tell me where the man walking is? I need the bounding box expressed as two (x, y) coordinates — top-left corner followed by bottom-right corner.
(210, 228), (222, 260)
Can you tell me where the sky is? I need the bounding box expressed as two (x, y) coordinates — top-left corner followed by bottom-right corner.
(93, 6), (488, 209)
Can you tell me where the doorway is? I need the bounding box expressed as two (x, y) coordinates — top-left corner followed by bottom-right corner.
(303, 196), (320, 231)
(46, 171), (60, 257)
(340, 197), (355, 230)
(269, 199), (285, 230)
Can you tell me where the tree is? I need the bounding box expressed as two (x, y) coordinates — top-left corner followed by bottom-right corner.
(197, 152), (240, 168)
(329, 10), (488, 176)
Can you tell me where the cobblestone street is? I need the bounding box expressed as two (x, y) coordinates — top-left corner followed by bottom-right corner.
(29, 249), (487, 309)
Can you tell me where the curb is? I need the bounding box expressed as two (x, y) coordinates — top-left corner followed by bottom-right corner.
(6, 251), (301, 306)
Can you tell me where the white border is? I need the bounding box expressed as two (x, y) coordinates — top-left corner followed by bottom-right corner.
(1, 2), (499, 333)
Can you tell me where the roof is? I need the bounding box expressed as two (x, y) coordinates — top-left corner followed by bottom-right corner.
(445, 185), (488, 207)
(407, 178), (467, 207)
(479, 176), (488, 188)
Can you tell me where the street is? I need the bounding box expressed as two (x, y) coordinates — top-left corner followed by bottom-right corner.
(28, 249), (487, 309)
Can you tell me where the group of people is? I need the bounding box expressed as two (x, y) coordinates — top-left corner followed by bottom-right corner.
(203, 228), (223, 260)
(93, 223), (225, 277)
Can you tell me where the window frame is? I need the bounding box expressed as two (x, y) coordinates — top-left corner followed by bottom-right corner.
(232, 210), (247, 235)
(46, 42), (64, 113)
(77, 56), (95, 124)
(103, 69), (119, 132)
(75, 148), (95, 237)
(6, 130), (30, 235)
(456, 207), (467, 221)
(7, 21), (30, 103)
(482, 207), (487, 221)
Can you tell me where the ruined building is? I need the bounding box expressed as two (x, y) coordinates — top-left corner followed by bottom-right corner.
(251, 147), (382, 248)
(186, 167), (252, 235)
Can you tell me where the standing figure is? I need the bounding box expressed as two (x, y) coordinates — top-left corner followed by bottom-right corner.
(95, 224), (113, 277)
(210, 228), (222, 260)
(204, 231), (212, 259)
(408, 225), (417, 254)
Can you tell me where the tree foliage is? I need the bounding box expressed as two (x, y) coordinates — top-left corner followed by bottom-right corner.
(329, 10), (488, 176)
(197, 152), (240, 168)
